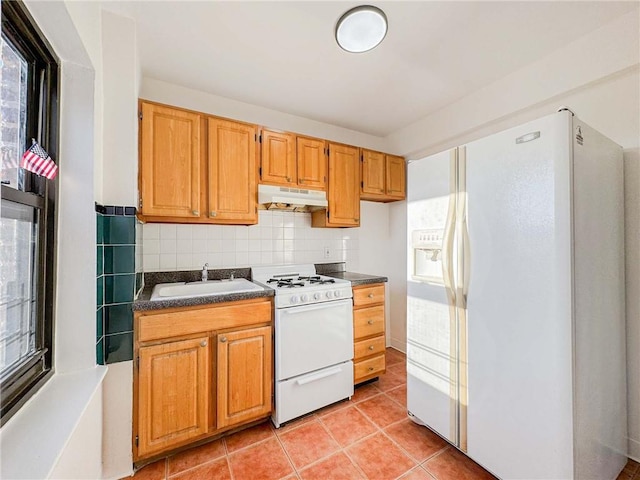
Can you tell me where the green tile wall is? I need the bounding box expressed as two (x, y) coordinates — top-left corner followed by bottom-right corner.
(96, 205), (138, 365)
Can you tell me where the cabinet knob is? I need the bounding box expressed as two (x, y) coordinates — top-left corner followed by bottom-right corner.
(210, 211), (217, 217)
(380, 188), (384, 193)
(367, 319), (374, 325)
(368, 367), (375, 372)
(286, 177), (291, 182)
(368, 293), (374, 298)
(200, 340), (208, 347)
(299, 179), (304, 184)
(368, 345), (375, 351)
(220, 336), (227, 343)
(192, 210), (200, 216)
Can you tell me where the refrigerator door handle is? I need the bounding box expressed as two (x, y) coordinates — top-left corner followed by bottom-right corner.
(462, 220), (471, 308)
(442, 150), (458, 305)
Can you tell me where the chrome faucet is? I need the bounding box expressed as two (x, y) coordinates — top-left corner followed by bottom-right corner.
(229, 271), (235, 281)
(201, 263), (209, 282)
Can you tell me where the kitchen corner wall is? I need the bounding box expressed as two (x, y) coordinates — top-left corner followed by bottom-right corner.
(142, 210), (361, 273)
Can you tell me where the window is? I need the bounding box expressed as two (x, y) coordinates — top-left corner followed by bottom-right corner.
(1, 0), (58, 425)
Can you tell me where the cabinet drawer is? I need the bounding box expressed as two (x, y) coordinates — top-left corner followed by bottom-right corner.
(354, 335), (386, 361)
(353, 284), (385, 307)
(137, 299), (272, 342)
(354, 355), (385, 383)
(353, 305), (385, 340)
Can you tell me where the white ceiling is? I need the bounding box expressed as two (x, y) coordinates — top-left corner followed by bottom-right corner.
(103, 1), (636, 137)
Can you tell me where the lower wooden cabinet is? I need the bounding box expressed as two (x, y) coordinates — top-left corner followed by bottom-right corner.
(137, 337), (210, 458)
(352, 283), (387, 384)
(133, 298), (272, 462)
(217, 326), (272, 429)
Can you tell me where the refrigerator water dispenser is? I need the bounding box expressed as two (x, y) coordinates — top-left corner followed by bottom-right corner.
(411, 229), (444, 283)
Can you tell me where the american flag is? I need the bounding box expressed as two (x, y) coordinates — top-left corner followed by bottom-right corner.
(20, 141), (58, 180)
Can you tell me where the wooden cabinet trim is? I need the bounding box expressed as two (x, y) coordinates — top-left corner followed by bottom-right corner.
(354, 336), (386, 361)
(353, 284), (386, 306)
(354, 354), (386, 383)
(136, 299), (272, 343)
(137, 336), (210, 457)
(217, 326), (272, 429)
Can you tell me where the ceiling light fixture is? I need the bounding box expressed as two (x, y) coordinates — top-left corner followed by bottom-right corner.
(335, 5), (387, 53)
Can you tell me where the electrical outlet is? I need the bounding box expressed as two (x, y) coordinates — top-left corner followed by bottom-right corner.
(323, 246), (330, 258)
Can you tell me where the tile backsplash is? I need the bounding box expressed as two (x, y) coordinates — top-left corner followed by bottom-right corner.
(96, 204), (141, 365)
(142, 210), (360, 272)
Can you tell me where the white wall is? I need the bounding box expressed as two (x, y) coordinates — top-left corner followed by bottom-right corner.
(625, 149), (640, 460)
(102, 11), (139, 207)
(0, 2), (106, 478)
(141, 78), (388, 153)
(101, 362), (134, 480)
(387, 6), (640, 460)
(64, 1), (104, 205)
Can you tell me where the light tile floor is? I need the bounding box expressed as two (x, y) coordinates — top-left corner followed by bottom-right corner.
(127, 348), (636, 480)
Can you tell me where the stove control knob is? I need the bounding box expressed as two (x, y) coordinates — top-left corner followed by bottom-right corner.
(314, 293), (321, 300)
(290, 296), (299, 304)
(326, 291), (333, 299)
(334, 290), (341, 298)
(301, 294), (309, 302)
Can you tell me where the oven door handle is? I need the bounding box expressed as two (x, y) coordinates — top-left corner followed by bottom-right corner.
(296, 365), (343, 386)
(280, 298), (352, 314)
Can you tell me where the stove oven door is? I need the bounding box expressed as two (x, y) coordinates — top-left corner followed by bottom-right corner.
(275, 298), (354, 380)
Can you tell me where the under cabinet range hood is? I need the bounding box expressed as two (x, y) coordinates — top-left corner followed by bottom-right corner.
(258, 184), (328, 211)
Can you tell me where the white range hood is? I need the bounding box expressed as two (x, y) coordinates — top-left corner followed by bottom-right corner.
(258, 184), (328, 210)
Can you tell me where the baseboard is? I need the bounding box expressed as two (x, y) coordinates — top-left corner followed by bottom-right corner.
(389, 338), (406, 353)
(629, 437), (640, 462)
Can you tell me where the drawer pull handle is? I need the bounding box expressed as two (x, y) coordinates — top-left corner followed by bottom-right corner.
(368, 293), (374, 298)
(200, 340), (208, 347)
(368, 345), (375, 351)
(297, 366), (342, 385)
(368, 367), (375, 372)
(219, 336), (227, 343)
(367, 320), (374, 325)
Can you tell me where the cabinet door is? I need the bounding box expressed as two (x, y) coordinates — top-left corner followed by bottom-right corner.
(260, 129), (296, 186)
(139, 102), (202, 218)
(217, 326), (272, 428)
(137, 337), (210, 458)
(361, 149), (386, 199)
(297, 136), (327, 190)
(326, 143), (360, 226)
(385, 154), (406, 200)
(208, 118), (258, 223)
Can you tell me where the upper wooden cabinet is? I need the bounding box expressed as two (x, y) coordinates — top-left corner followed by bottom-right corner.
(296, 136), (326, 190)
(259, 129), (296, 186)
(208, 118), (258, 223)
(360, 149), (406, 202)
(258, 131), (326, 190)
(138, 100), (258, 225)
(139, 102), (202, 218)
(312, 143), (360, 227)
(385, 154), (406, 200)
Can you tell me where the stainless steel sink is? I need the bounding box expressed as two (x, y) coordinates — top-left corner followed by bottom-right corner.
(150, 278), (263, 301)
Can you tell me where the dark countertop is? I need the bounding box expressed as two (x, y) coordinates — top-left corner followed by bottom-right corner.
(324, 271), (388, 286)
(133, 286), (274, 311)
(133, 265), (385, 311)
(134, 268), (273, 311)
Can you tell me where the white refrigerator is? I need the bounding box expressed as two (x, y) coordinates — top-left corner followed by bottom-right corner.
(406, 110), (627, 480)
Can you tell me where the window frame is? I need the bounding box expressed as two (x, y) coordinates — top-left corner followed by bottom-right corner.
(1, 0), (59, 426)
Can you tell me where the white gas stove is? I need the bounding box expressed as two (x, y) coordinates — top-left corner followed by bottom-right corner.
(251, 264), (354, 428)
(251, 264), (353, 308)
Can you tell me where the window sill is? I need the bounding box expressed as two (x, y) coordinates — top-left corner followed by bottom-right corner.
(0, 366), (108, 479)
